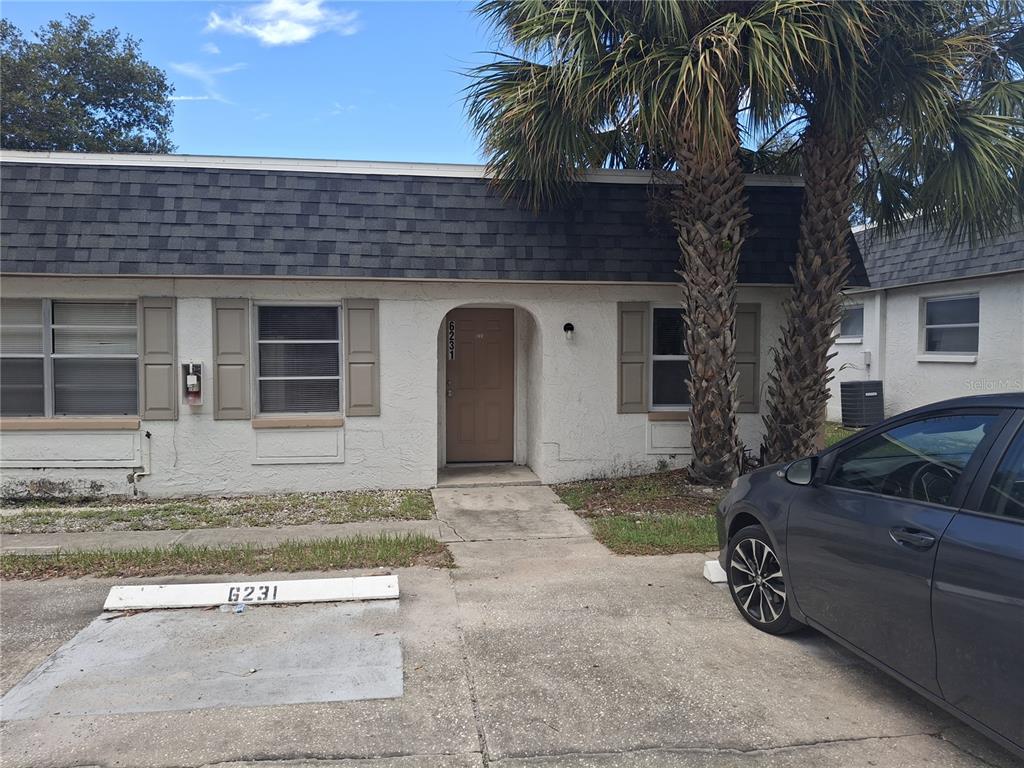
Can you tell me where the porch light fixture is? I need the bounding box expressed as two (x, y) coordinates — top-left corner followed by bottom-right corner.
(563, 322), (575, 341)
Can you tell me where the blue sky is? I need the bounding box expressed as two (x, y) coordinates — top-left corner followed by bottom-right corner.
(4, 1), (496, 162)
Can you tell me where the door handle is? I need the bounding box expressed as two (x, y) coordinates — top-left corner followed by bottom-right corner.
(889, 527), (936, 550)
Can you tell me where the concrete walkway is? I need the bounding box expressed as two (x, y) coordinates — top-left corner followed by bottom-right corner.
(0, 475), (576, 553)
(432, 485), (589, 542)
(1, 483), (1019, 768)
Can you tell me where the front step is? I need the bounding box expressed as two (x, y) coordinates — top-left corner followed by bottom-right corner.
(436, 464), (542, 489)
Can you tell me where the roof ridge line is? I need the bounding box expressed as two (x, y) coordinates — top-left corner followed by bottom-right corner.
(0, 150), (804, 187)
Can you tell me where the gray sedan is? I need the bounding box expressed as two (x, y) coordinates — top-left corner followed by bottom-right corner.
(716, 393), (1024, 759)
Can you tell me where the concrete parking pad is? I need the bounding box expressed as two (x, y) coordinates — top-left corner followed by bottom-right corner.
(1, 602), (403, 720)
(0, 578), (110, 694)
(486, 734), (1002, 767)
(448, 538), (999, 763)
(1, 482), (1020, 768)
(213, 759), (483, 768)
(0, 568), (478, 768)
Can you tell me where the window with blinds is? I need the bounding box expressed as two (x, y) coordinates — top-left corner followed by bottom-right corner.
(839, 305), (864, 339)
(53, 302), (139, 415)
(0, 299), (139, 417)
(257, 305), (341, 413)
(0, 299), (45, 416)
(924, 295), (979, 354)
(651, 307), (691, 408)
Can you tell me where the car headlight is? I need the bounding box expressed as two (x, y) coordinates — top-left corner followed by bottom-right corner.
(730, 477), (740, 490)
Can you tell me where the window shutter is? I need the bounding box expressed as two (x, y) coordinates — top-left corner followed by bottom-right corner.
(736, 303), (761, 413)
(617, 302), (648, 413)
(345, 299), (380, 416)
(139, 297), (177, 420)
(213, 299), (251, 420)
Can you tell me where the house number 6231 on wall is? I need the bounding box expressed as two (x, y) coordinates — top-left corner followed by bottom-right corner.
(447, 320), (456, 360)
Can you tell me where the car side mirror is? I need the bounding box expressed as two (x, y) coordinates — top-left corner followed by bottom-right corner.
(784, 457), (817, 486)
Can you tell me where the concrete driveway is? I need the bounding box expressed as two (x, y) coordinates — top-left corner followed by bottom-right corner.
(1, 485), (1020, 768)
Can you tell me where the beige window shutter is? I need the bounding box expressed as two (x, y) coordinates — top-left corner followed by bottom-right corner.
(213, 299), (251, 420)
(345, 299), (380, 416)
(617, 302), (649, 413)
(736, 303), (761, 413)
(139, 297), (178, 420)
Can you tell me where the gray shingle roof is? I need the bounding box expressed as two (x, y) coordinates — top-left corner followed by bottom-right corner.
(1, 157), (867, 285)
(855, 222), (1024, 290)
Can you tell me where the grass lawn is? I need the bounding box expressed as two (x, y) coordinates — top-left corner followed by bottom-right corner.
(554, 470), (723, 555)
(555, 470), (724, 517)
(0, 533), (451, 579)
(824, 421), (861, 447)
(0, 489), (435, 535)
(556, 423), (863, 555)
(589, 515), (718, 555)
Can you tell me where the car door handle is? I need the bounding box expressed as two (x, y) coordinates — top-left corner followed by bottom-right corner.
(889, 527), (937, 550)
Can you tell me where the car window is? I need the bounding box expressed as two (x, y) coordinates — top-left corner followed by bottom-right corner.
(978, 427), (1024, 520)
(828, 413), (997, 506)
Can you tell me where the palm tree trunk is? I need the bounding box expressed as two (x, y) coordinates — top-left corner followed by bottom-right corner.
(671, 131), (749, 484)
(761, 126), (861, 464)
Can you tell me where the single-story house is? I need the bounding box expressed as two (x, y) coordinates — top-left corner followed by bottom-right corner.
(827, 221), (1023, 423)
(0, 151), (865, 498)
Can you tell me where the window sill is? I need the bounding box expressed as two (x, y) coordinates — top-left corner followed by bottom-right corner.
(251, 414), (345, 430)
(916, 354), (977, 364)
(0, 416), (141, 432)
(648, 411), (689, 422)
(835, 337), (863, 345)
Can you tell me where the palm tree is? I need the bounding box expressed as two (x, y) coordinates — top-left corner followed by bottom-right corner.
(466, 1), (827, 484)
(760, 1), (1024, 463)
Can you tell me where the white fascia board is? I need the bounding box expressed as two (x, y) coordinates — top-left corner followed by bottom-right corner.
(103, 574), (399, 610)
(0, 150), (803, 187)
(0, 151), (489, 179)
(842, 286), (881, 296)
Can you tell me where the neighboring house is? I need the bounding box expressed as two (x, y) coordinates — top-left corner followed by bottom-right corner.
(0, 151), (865, 498)
(827, 221), (1024, 423)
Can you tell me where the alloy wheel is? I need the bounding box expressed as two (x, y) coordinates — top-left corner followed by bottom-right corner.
(730, 537), (786, 625)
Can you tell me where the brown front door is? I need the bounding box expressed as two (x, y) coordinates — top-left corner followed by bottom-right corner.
(445, 308), (514, 462)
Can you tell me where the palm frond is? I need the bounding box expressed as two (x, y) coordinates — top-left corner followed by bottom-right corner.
(910, 109), (1023, 242)
(466, 56), (580, 207)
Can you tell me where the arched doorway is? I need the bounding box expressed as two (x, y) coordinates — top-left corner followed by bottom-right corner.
(436, 304), (539, 468)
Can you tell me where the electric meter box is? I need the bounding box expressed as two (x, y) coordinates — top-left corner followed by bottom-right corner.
(182, 362), (203, 406)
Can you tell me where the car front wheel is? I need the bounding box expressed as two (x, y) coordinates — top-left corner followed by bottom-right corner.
(726, 525), (803, 635)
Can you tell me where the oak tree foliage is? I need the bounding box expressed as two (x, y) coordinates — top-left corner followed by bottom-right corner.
(1, 14), (174, 152)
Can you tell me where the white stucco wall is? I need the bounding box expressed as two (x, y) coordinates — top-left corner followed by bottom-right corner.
(0, 276), (787, 497)
(826, 272), (1024, 423)
(825, 292), (884, 422)
(880, 274), (1024, 415)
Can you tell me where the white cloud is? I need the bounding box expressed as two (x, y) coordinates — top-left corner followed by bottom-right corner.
(206, 0), (359, 46)
(201, 42), (221, 55)
(331, 102), (357, 115)
(169, 61), (246, 103)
